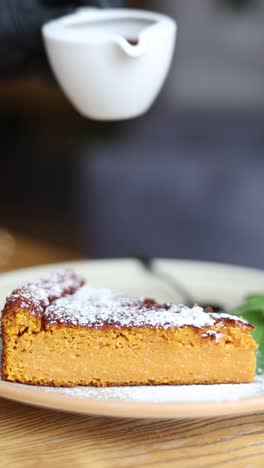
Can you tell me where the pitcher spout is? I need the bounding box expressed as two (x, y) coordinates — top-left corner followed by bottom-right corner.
(118, 37), (146, 58)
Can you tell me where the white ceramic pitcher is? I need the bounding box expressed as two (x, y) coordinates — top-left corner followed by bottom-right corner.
(42, 8), (177, 121)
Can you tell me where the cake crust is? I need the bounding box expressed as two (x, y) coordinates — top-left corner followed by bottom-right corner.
(1, 269), (257, 387)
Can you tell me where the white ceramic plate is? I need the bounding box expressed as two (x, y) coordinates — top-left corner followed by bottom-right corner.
(1, 259), (264, 419)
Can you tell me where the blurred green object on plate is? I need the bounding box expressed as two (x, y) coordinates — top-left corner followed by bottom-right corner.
(231, 295), (264, 374)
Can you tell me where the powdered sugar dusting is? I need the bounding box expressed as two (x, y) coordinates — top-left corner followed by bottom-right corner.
(2, 269), (251, 330)
(36, 375), (264, 403)
(2, 269), (85, 317)
(44, 284), (249, 330)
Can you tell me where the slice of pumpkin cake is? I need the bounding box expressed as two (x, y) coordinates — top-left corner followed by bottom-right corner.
(1, 269), (257, 386)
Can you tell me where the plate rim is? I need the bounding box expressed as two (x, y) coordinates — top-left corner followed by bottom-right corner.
(1, 258), (264, 419)
(1, 379), (264, 419)
(3, 256), (264, 279)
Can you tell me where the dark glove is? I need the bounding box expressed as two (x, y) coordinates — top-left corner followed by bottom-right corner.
(0, 0), (122, 79)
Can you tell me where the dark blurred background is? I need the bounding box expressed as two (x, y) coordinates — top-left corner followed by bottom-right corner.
(1, 0), (264, 271)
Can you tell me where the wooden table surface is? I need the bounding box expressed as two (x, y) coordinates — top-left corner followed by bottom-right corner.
(0, 234), (264, 467)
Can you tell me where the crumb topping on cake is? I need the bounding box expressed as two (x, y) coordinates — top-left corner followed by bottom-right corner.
(43, 284), (252, 330)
